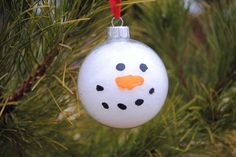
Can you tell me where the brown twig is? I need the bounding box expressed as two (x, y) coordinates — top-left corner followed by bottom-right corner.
(1, 48), (59, 114)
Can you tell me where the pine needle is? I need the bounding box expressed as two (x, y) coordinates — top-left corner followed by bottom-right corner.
(47, 88), (73, 126)
(0, 99), (7, 118)
(53, 75), (74, 95)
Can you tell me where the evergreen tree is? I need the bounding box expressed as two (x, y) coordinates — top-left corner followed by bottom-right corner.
(0, 0), (236, 157)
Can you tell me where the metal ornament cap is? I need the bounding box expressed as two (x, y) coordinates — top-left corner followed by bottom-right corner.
(107, 26), (130, 40)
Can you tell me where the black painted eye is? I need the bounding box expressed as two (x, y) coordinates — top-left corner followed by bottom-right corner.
(140, 63), (148, 72)
(116, 63), (125, 71)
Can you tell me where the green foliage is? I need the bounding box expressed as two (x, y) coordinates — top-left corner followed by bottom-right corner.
(0, 0), (109, 156)
(125, 0), (236, 156)
(0, 0), (236, 157)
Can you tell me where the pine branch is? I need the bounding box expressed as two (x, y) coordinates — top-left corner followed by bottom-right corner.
(1, 47), (59, 114)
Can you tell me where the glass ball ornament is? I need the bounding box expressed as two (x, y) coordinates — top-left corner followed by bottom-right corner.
(77, 26), (168, 128)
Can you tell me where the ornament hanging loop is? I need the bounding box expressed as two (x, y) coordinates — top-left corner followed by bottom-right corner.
(111, 17), (124, 27)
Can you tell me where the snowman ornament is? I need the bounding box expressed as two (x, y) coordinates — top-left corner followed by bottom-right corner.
(78, 22), (168, 128)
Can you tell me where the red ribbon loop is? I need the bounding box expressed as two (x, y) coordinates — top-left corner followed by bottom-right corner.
(109, 0), (122, 19)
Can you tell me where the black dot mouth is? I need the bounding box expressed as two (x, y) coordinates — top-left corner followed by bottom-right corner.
(98, 86), (155, 110)
(96, 85), (104, 91)
(101, 102), (109, 109)
(101, 100), (146, 110)
(117, 103), (127, 110)
(135, 99), (144, 106)
(149, 88), (155, 95)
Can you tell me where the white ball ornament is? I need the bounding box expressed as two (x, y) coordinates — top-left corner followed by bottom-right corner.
(78, 26), (168, 128)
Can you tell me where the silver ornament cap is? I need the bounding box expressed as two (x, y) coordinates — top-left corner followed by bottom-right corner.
(107, 26), (130, 39)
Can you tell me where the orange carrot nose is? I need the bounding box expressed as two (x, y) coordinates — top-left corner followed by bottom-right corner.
(115, 75), (144, 90)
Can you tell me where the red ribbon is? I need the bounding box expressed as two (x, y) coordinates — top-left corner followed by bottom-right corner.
(109, 0), (122, 19)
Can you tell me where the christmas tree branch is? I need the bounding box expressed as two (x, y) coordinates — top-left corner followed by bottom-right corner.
(1, 48), (59, 114)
